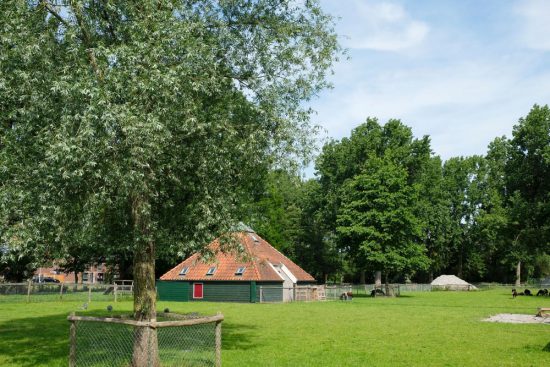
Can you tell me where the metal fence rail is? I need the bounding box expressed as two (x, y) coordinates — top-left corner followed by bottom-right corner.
(0, 282), (132, 303)
(258, 285), (353, 303)
(68, 312), (223, 367)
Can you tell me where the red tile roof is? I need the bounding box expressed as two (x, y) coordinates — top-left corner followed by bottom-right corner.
(160, 232), (315, 282)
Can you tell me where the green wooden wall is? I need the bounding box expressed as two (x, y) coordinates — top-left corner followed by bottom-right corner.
(200, 282), (250, 302)
(157, 280), (283, 303)
(157, 280), (189, 302)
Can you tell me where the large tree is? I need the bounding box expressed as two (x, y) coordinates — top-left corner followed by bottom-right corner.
(416, 156), (451, 282)
(336, 156), (429, 289)
(242, 169), (305, 257)
(0, 1), (339, 364)
(315, 118), (432, 283)
(504, 105), (550, 284)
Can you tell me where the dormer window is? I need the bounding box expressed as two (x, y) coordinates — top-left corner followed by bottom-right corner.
(206, 267), (216, 276)
(235, 267), (246, 275)
(179, 267), (189, 276)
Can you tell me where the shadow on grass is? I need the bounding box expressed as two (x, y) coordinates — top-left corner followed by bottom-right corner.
(222, 322), (259, 351)
(543, 342), (550, 352)
(0, 312), (258, 366)
(343, 294), (416, 299)
(0, 313), (68, 367)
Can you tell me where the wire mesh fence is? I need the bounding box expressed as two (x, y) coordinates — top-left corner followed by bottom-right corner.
(324, 285), (353, 300)
(258, 284), (353, 302)
(68, 312), (223, 367)
(0, 282), (133, 303)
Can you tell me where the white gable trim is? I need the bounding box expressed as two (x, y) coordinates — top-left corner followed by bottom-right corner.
(268, 262), (298, 284)
(279, 264), (298, 284)
(268, 262), (285, 281)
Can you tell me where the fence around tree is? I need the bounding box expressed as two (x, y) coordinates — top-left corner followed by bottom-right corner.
(68, 312), (223, 367)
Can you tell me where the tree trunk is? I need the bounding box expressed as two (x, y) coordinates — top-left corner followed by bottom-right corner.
(324, 273), (328, 284)
(428, 270), (433, 283)
(359, 270), (366, 284)
(131, 195), (159, 367)
(515, 260), (521, 286)
(457, 248), (463, 278)
(375, 271), (382, 288)
(384, 272), (391, 297)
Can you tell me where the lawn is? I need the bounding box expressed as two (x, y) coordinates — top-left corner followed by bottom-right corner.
(0, 288), (548, 366)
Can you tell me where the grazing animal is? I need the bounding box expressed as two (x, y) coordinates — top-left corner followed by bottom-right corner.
(536, 289), (549, 296)
(339, 292), (353, 300)
(512, 289), (517, 298)
(370, 289), (385, 297)
(524, 289), (532, 296)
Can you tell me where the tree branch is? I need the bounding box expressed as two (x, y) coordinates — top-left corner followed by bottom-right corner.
(69, 0), (103, 80)
(40, 0), (70, 28)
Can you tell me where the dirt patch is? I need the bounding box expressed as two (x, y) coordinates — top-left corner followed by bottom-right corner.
(483, 313), (550, 324)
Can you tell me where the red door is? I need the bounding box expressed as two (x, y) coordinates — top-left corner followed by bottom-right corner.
(193, 283), (203, 299)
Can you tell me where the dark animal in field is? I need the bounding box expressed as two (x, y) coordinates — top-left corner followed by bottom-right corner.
(512, 289), (517, 298)
(370, 289), (385, 297)
(536, 289), (549, 296)
(340, 292), (353, 301)
(524, 289), (532, 296)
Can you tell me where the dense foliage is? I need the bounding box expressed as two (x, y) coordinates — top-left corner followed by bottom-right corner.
(248, 106), (550, 284)
(0, 1), (547, 290)
(0, 0), (340, 332)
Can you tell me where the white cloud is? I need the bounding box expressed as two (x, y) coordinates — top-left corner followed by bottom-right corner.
(311, 57), (550, 161)
(331, 0), (429, 51)
(515, 0), (550, 50)
(304, 0), (550, 178)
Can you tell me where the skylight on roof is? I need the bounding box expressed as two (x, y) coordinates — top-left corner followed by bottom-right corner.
(179, 266), (189, 276)
(250, 234), (259, 243)
(235, 267), (246, 275)
(206, 267), (216, 276)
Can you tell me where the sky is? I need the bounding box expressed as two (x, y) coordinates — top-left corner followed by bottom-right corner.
(306, 0), (550, 174)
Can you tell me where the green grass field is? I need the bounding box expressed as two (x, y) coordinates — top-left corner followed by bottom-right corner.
(0, 288), (548, 366)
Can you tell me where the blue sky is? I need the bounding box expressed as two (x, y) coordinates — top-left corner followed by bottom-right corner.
(307, 0), (550, 172)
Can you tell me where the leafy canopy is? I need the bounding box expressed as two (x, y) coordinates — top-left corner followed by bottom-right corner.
(0, 1), (340, 272)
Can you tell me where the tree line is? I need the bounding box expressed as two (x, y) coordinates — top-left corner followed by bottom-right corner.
(244, 105), (550, 285)
(2, 105), (548, 286)
(0, 2), (547, 291)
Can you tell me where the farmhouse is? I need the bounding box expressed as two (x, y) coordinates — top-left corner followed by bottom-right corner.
(158, 226), (316, 302)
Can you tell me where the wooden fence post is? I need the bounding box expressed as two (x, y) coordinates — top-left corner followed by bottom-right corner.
(215, 312), (222, 367)
(27, 279), (32, 303)
(69, 312), (76, 367)
(60, 282), (64, 300)
(114, 284), (118, 303)
(259, 286), (263, 303)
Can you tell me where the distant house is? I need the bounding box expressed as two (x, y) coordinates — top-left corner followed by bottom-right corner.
(34, 264), (107, 284)
(158, 226), (315, 302)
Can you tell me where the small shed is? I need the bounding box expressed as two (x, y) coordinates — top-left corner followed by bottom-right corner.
(158, 226), (315, 302)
